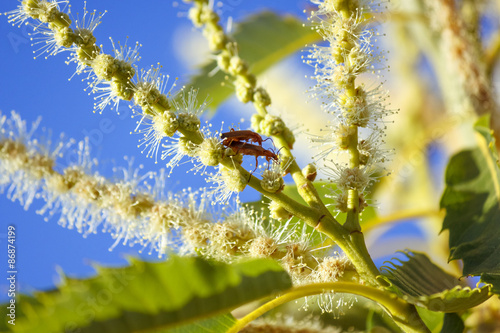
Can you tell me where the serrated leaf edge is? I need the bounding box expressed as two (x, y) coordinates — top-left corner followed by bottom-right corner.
(379, 252), (492, 312)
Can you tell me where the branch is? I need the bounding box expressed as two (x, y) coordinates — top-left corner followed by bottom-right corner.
(229, 282), (430, 333)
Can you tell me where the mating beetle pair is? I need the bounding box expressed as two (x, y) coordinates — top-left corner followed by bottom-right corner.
(220, 129), (279, 171)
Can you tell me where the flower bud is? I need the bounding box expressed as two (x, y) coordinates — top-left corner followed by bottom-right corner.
(205, 26), (227, 51)
(302, 164), (317, 181)
(251, 114), (264, 132)
(337, 166), (369, 191)
(347, 45), (369, 73)
(153, 111), (178, 137)
(259, 114), (285, 137)
(197, 137), (223, 166)
(76, 44), (100, 62)
(183, 223), (210, 248)
(322, 0), (360, 14)
(260, 169), (284, 193)
(22, 0), (40, 19)
(38, 2), (59, 23)
(229, 56), (248, 76)
(248, 237), (277, 258)
(93, 54), (118, 81)
(188, 6), (203, 27)
(253, 87), (272, 108)
(74, 29), (97, 49)
(115, 59), (134, 80)
(178, 137), (198, 157)
(201, 5), (219, 25)
(235, 77), (254, 104)
(239, 73), (256, 88)
(314, 256), (355, 283)
(269, 201), (292, 221)
(53, 26), (75, 48)
(111, 79), (134, 101)
(219, 167), (247, 192)
(217, 50), (231, 72)
(178, 112), (201, 132)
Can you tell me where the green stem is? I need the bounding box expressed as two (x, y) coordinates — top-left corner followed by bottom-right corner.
(228, 283), (430, 333)
(221, 157), (383, 287)
(255, 92), (380, 285)
(225, 156), (381, 287)
(344, 189), (360, 232)
(348, 124), (359, 168)
(345, 118), (361, 233)
(220, 158), (325, 224)
(316, 215), (382, 287)
(252, 102), (268, 117)
(177, 127), (204, 145)
(263, 111), (330, 215)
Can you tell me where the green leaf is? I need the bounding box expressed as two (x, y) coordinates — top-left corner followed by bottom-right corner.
(440, 313), (464, 333)
(166, 314), (236, 333)
(187, 11), (320, 111)
(416, 307), (444, 333)
(440, 116), (500, 293)
(2, 256), (291, 333)
(380, 251), (490, 312)
(366, 308), (403, 333)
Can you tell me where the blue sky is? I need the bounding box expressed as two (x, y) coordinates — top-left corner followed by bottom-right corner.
(0, 0), (311, 298)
